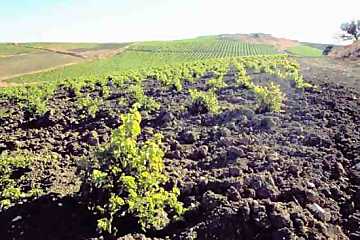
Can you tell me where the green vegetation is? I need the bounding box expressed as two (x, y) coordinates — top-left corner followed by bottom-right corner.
(189, 89), (220, 113)
(0, 51), (315, 238)
(1, 54), (309, 116)
(85, 106), (184, 235)
(6, 37), (278, 85)
(77, 95), (103, 118)
(7, 51), (195, 84)
(129, 84), (160, 111)
(0, 43), (41, 56)
(253, 82), (284, 112)
(0, 151), (57, 210)
(129, 36), (278, 58)
(206, 75), (227, 89)
(286, 45), (323, 57)
(23, 43), (126, 51)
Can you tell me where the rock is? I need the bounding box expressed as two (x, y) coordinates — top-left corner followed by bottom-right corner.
(354, 162), (360, 171)
(31, 110), (56, 128)
(304, 133), (332, 148)
(350, 168), (360, 185)
(85, 131), (99, 146)
(304, 189), (321, 204)
(226, 186), (241, 201)
(306, 203), (331, 222)
(68, 142), (84, 156)
(165, 150), (182, 159)
(288, 165), (300, 177)
(307, 181), (316, 189)
(245, 174), (279, 200)
(333, 162), (346, 179)
(239, 107), (255, 120)
(11, 216), (22, 222)
(322, 45), (334, 55)
(272, 228), (295, 240)
(238, 202), (251, 221)
(251, 200), (271, 228)
(260, 117), (277, 130)
(227, 146), (245, 160)
(189, 99), (209, 114)
(348, 213), (360, 232)
(191, 145), (208, 159)
(118, 233), (155, 240)
(349, 232), (360, 240)
(156, 111), (174, 125)
(228, 167), (241, 177)
(269, 209), (292, 229)
(219, 127), (231, 137)
(178, 130), (198, 144)
(201, 190), (227, 211)
(355, 188), (360, 207)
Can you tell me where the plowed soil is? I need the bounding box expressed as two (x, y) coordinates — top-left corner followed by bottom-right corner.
(0, 58), (359, 240)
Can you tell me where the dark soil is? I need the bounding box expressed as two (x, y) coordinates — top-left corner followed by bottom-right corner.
(0, 61), (359, 240)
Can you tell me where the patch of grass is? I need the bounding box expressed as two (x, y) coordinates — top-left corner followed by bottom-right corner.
(286, 45), (323, 57)
(24, 43), (128, 51)
(0, 43), (41, 56)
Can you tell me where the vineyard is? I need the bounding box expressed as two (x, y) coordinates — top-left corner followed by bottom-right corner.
(5, 37), (278, 85)
(128, 37), (277, 58)
(1, 51), (359, 240)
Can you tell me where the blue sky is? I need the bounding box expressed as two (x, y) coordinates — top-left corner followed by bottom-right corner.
(1, 0), (359, 43)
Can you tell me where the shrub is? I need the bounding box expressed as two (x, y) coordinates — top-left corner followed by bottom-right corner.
(206, 75), (227, 89)
(253, 82), (284, 112)
(189, 89), (219, 114)
(82, 106), (185, 236)
(130, 84), (160, 111)
(77, 95), (102, 118)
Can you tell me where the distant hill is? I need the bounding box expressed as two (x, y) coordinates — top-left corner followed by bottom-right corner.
(217, 33), (299, 50)
(217, 33), (334, 57)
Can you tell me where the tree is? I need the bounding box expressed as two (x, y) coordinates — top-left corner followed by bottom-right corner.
(340, 20), (360, 41)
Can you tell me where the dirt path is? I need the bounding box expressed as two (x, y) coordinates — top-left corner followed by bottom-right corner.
(297, 57), (360, 91)
(22, 45), (86, 59)
(0, 44), (133, 87)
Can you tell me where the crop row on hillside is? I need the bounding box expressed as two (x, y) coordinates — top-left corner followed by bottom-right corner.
(5, 38), (278, 85)
(128, 37), (277, 58)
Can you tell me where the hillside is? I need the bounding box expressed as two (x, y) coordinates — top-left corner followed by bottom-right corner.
(1, 34), (329, 86)
(329, 41), (360, 60)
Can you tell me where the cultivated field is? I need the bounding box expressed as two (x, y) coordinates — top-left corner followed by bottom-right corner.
(0, 34), (359, 240)
(3, 37), (279, 85)
(0, 43), (129, 83)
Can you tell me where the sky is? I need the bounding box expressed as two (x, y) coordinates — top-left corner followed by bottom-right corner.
(0, 0), (359, 44)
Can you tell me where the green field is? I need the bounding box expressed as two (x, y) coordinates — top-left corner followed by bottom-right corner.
(6, 37), (278, 84)
(286, 45), (323, 57)
(129, 37), (277, 58)
(0, 43), (42, 56)
(23, 42), (128, 52)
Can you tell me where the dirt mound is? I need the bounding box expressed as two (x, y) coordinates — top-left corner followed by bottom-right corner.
(329, 41), (360, 60)
(219, 33), (299, 50)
